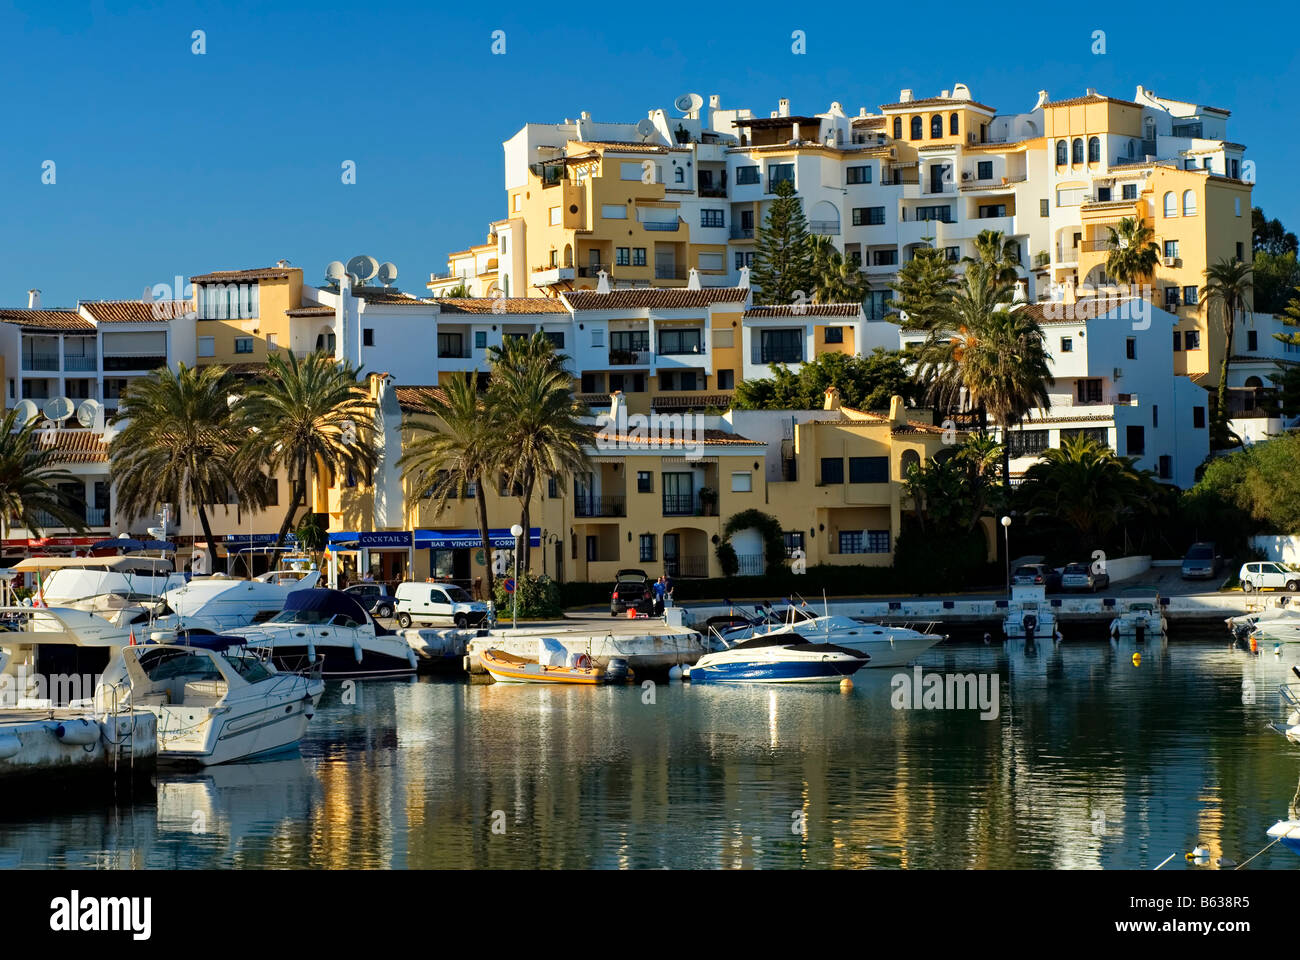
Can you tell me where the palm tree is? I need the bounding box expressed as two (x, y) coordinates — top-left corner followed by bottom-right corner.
(236, 351), (378, 557)
(810, 235), (870, 305)
(919, 263), (1054, 484)
(487, 333), (590, 572)
(963, 229), (1022, 290)
(954, 433), (1004, 533)
(0, 407), (87, 540)
(1104, 217), (1160, 291)
(1200, 257), (1255, 448)
(1017, 434), (1162, 551)
(110, 362), (264, 552)
(397, 376), (499, 595)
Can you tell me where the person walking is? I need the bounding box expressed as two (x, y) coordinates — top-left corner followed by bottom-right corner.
(652, 575), (667, 616)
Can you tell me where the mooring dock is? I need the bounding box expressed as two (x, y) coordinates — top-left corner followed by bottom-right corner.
(0, 709), (157, 781)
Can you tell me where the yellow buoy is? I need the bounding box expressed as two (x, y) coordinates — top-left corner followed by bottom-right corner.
(1250, 636), (1259, 653)
(1131, 652), (1141, 667)
(839, 677), (854, 692)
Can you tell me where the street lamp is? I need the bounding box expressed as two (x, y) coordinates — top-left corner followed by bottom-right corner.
(1000, 516), (1012, 596)
(510, 523), (524, 629)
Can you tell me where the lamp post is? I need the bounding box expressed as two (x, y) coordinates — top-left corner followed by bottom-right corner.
(1000, 515), (1012, 596)
(510, 523), (524, 629)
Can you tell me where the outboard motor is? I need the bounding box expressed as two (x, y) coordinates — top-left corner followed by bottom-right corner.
(1023, 614), (1037, 642)
(1135, 621), (1146, 643)
(605, 657), (630, 684)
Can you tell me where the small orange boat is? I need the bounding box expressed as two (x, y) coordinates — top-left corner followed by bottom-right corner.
(479, 648), (606, 684)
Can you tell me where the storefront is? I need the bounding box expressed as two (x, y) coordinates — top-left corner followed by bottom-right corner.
(325, 528), (540, 597)
(326, 530), (415, 590)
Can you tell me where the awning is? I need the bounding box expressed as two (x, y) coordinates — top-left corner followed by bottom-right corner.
(328, 528), (541, 550)
(90, 538), (175, 552)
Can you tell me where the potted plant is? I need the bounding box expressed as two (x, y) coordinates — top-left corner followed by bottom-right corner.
(697, 486), (718, 515)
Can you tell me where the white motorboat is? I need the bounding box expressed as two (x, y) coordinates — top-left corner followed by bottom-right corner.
(161, 568), (322, 630)
(95, 635), (324, 766)
(1108, 599), (1167, 640)
(0, 606), (136, 706)
(717, 612), (943, 668)
(685, 633), (868, 684)
(228, 588), (418, 677)
(1002, 585), (1061, 641)
(12, 554), (183, 606)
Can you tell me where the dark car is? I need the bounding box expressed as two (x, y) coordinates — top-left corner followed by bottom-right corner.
(1181, 542), (1221, 580)
(1060, 562), (1110, 592)
(343, 582), (398, 619)
(610, 568), (653, 616)
(1011, 563), (1062, 591)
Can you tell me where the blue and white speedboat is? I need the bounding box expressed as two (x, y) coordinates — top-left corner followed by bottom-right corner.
(1267, 820), (1300, 857)
(684, 634), (868, 684)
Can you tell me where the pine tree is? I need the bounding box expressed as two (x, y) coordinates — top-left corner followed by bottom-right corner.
(751, 179), (814, 305)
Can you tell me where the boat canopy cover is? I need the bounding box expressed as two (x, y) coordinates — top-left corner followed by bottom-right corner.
(167, 631), (245, 651)
(90, 538), (176, 552)
(283, 588), (370, 623)
(11, 554), (173, 572)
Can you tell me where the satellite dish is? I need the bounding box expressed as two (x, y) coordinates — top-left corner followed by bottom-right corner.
(326, 261), (347, 282)
(75, 398), (103, 429)
(377, 262), (398, 286)
(42, 397), (74, 423)
(346, 255), (379, 284)
(635, 118), (656, 142)
(674, 93), (704, 115)
(12, 399), (38, 426)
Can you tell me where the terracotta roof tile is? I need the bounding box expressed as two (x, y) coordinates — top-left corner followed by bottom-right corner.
(744, 304), (862, 318)
(649, 394), (735, 411)
(189, 267), (297, 283)
(36, 429), (108, 463)
(562, 288), (748, 311)
(0, 308), (94, 331)
(80, 300), (191, 323)
(286, 305), (337, 318)
(435, 297), (568, 315)
(879, 97), (996, 113)
(394, 386), (445, 414)
(1042, 93), (1141, 110)
(592, 427), (762, 447)
(352, 288), (430, 304)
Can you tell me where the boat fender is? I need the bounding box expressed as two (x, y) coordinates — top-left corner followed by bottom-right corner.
(0, 733), (21, 760)
(54, 718), (99, 746)
(302, 694), (315, 719)
(406, 647), (418, 669)
(667, 664), (683, 683)
(574, 652), (592, 670)
(307, 641), (317, 663)
(353, 639), (364, 664)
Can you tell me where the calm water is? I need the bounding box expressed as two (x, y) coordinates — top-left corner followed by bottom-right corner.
(4, 633), (1300, 870)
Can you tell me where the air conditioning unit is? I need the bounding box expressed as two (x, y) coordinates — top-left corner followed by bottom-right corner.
(888, 147), (897, 158)
(1113, 367), (1123, 380)
(1162, 256), (1178, 267)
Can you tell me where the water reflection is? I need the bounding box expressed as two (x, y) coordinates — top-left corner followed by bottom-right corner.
(1, 635), (1299, 869)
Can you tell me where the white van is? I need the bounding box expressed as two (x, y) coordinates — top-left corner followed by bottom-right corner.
(394, 581), (490, 629)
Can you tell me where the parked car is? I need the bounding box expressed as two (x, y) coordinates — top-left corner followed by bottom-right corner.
(1061, 562), (1110, 592)
(611, 568), (653, 616)
(343, 582), (398, 619)
(1181, 542), (1221, 580)
(1011, 563), (1062, 591)
(1239, 561), (1300, 593)
(394, 581), (490, 628)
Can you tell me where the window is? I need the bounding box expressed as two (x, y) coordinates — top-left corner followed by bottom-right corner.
(1122, 183), (1137, 200)
(547, 477), (558, 499)
(616, 247), (630, 266)
(1055, 140), (1067, 165)
(1163, 192), (1176, 217)
(950, 113), (959, 136)
(731, 471), (752, 493)
(1126, 425), (1145, 455)
(1062, 427), (1108, 447)
(234, 337), (254, 354)
(602, 204), (627, 219)
(674, 166), (684, 183)
(658, 328), (702, 355)
(736, 165), (760, 185)
(839, 531), (863, 554)
(1076, 379), (1103, 403)
(1096, 187), (1111, 202)
(586, 536), (598, 562)
(768, 163), (794, 188)
(1060, 337), (1073, 353)
(1185, 330), (1200, 349)
(1165, 286), (1180, 308)
(698, 252), (723, 272)
(910, 116), (922, 140)
(977, 161), (993, 180)
(266, 333), (278, 350)
(636, 534), (656, 563)
(1071, 138), (1083, 164)
(784, 531), (805, 558)
(1126, 337), (1136, 360)
(915, 204), (952, 223)
(1236, 242), (1245, 261)
(1193, 406), (1206, 429)
(893, 117), (902, 139)
(1248, 330), (1259, 351)
(1158, 455), (1172, 480)
(620, 161), (645, 181)
(847, 165), (872, 184)
(633, 248), (647, 266)
(824, 326), (843, 344)
(512, 194), (522, 212)
(437, 332), (464, 358)
(760, 329), (803, 363)
(978, 204), (1006, 219)
(362, 328), (374, 347)
(1231, 159), (1240, 179)
(1235, 197), (1242, 216)
(820, 458), (844, 484)
(734, 251), (754, 270)
(1057, 187), (1084, 207)
(1183, 285), (1198, 305)
(943, 246), (960, 262)
(839, 530), (891, 554)
(1172, 331), (1182, 351)
(1152, 404), (1159, 428)
(853, 206), (886, 226)
(1088, 136), (1100, 162)
(848, 456), (888, 483)
(544, 331), (564, 349)
(1163, 240), (1179, 259)
(611, 330), (649, 353)
(549, 206), (561, 225)
(637, 471), (653, 493)
(1182, 190), (1197, 216)
(1007, 430), (1050, 458)
(872, 249), (898, 266)
(701, 209), (724, 228)
(198, 336), (215, 357)
(930, 115), (943, 138)
(475, 330), (487, 349)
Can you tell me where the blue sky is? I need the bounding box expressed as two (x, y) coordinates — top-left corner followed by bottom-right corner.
(3, 0), (1296, 306)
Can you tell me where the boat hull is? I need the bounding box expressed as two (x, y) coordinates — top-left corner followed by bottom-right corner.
(252, 643), (416, 678)
(152, 686), (322, 766)
(688, 658), (864, 683)
(480, 650), (604, 684)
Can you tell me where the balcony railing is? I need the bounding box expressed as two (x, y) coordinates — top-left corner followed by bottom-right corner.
(642, 220), (680, 232)
(880, 172), (920, 186)
(103, 355), (166, 371)
(577, 263), (611, 278)
(730, 226), (755, 240)
(64, 356), (97, 371)
(437, 348), (472, 359)
(698, 185), (728, 198)
(609, 349), (651, 366)
(29, 505), (106, 529)
(23, 353), (59, 371)
(809, 220), (840, 235)
(655, 265), (687, 280)
(662, 494), (716, 517)
(760, 350), (804, 364)
(665, 555), (709, 578)
(574, 495), (626, 518)
(736, 554), (765, 576)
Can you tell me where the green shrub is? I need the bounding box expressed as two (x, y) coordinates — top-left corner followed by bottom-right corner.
(493, 573), (563, 619)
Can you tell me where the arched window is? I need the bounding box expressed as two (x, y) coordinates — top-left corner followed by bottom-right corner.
(674, 166), (684, 183)
(950, 113), (959, 135)
(1071, 138), (1084, 164)
(910, 116), (922, 140)
(930, 115), (943, 138)
(1056, 140), (1068, 165)
(893, 116), (902, 140)
(1163, 192), (1177, 217)
(900, 449), (921, 477)
(1088, 136), (1100, 163)
(1182, 190), (1197, 216)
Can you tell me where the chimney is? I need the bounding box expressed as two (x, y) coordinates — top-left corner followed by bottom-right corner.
(687, 268), (701, 290)
(778, 98), (790, 118)
(27, 289), (40, 309)
(709, 94), (720, 108)
(1014, 279), (1028, 303)
(889, 395), (906, 427)
(596, 270), (611, 295)
(899, 89), (913, 103)
(823, 386), (841, 412)
(608, 390), (625, 426)
(276, 258), (291, 268)
(737, 266), (751, 289)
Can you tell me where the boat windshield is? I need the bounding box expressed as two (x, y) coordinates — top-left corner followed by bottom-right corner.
(222, 649), (274, 683)
(137, 648), (224, 683)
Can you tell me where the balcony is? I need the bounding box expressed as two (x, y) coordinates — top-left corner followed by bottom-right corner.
(530, 266), (575, 286)
(30, 505), (107, 530)
(642, 220), (680, 232)
(609, 349), (651, 366)
(574, 495), (626, 518)
(880, 171), (919, 186)
(662, 494), (717, 517)
(22, 353), (59, 372)
(698, 185), (728, 199)
(654, 264), (687, 281)
(730, 226), (756, 240)
(664, 555), (709, 578)
(577, 263), (612, 278)
(103, 355), (167, 371)
(809, 220), (840, 236)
